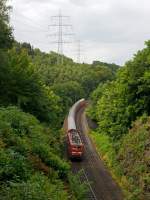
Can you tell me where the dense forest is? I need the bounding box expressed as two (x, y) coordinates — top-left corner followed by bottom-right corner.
(0, 1), (119, 199)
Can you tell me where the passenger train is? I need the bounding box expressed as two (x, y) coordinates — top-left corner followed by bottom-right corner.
(67, 99), (85, 159)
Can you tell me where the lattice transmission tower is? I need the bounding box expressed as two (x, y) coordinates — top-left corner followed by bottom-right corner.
(49, 10), (74, 65)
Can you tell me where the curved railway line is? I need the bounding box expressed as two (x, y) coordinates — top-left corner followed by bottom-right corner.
(69, 102), (123, 200)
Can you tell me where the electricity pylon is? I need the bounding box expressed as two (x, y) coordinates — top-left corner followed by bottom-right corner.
(49, 10), (74, 65)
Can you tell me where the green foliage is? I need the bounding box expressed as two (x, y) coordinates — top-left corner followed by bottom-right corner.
(0, 106), (69, 173)
(0, 149), (32, 182)
(92, 60), (120, 76)
(32, 143), (70, 178)
(87, 83), (108, 121)
(31, 56), (116, 115)
(90, 117), (150, 200)
(0, 106), (70, 199)
(0, 173), (68, 200)
(118, 116), (150, 200)
(51, 81), (84, 115)
(0, 0), (13, 49)
(96, 80), (129, 140)
(68, 171), (89, 200)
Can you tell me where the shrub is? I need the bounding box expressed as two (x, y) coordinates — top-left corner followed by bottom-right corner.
(68, 171), (89, 200)
(0, 149), (32, 182)
(0, 173), (68, 200)
(0, 106), (70, 194)
(118, 116), (150, 200)
(32, 143), (70, 178)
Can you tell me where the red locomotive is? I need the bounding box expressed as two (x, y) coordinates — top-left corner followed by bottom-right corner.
(67, 99), (85, 159)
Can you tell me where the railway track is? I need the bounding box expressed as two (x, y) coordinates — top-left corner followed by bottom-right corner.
(80, 169), (98, 200)
(71, 105), (123, 200)
(72, 166), (98, 200)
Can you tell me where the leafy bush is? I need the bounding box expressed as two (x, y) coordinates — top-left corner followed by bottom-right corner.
(0, 173), (68, 200)
(68, 171), (89, 200)
(118, 116), (150, 200)
(0, 106), (70, 198)
(32, 143), (70, 178)
(0, 149), (32, 182)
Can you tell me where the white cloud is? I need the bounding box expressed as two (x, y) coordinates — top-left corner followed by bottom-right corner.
(9, 0), (150, 65)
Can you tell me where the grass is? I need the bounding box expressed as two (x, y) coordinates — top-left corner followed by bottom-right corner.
(89, 131), (124, 185)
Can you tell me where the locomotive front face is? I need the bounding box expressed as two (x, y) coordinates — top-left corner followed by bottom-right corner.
(69, 144), (84, 158)
(67, 130), (84, 159)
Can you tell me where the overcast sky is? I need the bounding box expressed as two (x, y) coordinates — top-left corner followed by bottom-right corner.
(9, 0), (150, 65)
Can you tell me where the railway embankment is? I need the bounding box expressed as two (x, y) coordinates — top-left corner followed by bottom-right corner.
(86, 112), (150, 200)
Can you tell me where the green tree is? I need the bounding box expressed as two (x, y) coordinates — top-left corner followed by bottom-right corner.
(0, 0), (13, 49)
(51, 81), (85, 115)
